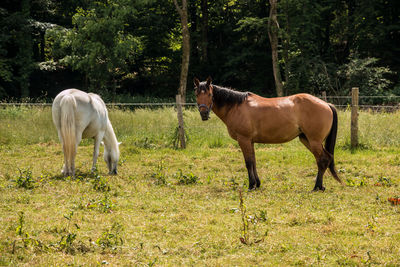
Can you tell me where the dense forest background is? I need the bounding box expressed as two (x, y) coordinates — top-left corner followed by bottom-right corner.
(0, 0), (399, 102)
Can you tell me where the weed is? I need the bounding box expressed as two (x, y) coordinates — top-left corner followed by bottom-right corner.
(374, 176), (394, 187)
(84, 193), (115, 213)
(151, 161), (168, 185)
(15, 211), (24, 237)
(206, 174), (214, 184)
(14, 168), (36, 189)
(96, 222), (124, 250)
(126, 146), (140, 154)
(346, 177), (368, 187)
(56, 211), (84, 254)
(98, 193), (115, 213)
(58, 232), (77, 254)
(238, 188), (249, 245)
(366, 216), (378, 233)
(135, 137), (157, 149)
(171, 126), (188, 149)
(257, 210), (268, 222)
(226, 177), (239, 191)
(91, 171), (111, 192)
(238, 189), (268, 245)
(341, 139), (372, 152)
(12, 212), (47, 253)
(174, 169), (198, 185)
(128, 175), (136, 182)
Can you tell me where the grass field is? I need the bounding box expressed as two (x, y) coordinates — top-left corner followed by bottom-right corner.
(0, 106), (400, 266)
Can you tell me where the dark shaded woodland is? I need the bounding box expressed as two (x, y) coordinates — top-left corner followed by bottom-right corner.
(1, 0), (399, 101)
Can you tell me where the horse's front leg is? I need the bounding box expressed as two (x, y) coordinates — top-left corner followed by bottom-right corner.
(238, 138), (258, 190)
(92, 132), (105, 172)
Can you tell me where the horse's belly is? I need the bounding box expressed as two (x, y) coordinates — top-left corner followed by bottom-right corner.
(79, 114), (107, 139)
(82, 127), (96, 139)
(253, 125), (300, 144)
(82, 124), (103, 139)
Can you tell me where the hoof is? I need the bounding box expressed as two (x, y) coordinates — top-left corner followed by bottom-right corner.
(312, 186), (325, 192)
(248, 187), (256, 192)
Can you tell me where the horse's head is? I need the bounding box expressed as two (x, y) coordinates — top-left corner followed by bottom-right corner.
(104, 142), (120, 175)
(194, 76), (213, 121)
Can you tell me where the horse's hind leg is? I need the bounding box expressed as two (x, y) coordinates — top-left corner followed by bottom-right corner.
(299, 135), (331, 191)
(310, 142), (332, 191)
(62, 142), (75, 177)
(238, 138), (258, 190)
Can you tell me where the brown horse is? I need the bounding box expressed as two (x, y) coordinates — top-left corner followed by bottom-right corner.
(194, 77), (342, 191)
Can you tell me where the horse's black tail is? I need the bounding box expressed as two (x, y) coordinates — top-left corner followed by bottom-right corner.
(325, 104), (342, 184)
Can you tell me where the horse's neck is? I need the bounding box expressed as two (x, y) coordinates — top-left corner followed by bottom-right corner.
(211, 86), (234, 122)
(211, 104), (230, 122)
(103, 119), (119, 152)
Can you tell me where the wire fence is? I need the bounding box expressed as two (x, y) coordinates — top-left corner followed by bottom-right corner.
(1, 95), (400, 111)
(322, 95), (400, 111)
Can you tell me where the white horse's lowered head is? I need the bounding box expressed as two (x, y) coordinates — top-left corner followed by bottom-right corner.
(52, 89), (120, 177)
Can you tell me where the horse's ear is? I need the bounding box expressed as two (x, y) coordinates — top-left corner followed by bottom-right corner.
(206, 76), (212, 87)
(193, 77), (200, 89)
(194, 77), (200, 87)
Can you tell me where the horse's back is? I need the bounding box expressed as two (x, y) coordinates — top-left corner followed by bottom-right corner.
(52, 89), (108, 138)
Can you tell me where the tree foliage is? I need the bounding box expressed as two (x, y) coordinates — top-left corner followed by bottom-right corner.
(0, 0), (399, 100)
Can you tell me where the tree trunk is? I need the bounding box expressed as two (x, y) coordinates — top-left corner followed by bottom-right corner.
(268, 0), (284, 97)
(173, 0), (190, 103)
(281, 0), (290, 95)
(200, 0), (208, 63)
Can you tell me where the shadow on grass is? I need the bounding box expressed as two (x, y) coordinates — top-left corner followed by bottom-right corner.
(49, 170), (100, 181)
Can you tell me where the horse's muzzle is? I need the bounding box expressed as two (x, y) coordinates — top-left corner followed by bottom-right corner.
(198, 103), (212, 121)
(200, 111), (210, 121)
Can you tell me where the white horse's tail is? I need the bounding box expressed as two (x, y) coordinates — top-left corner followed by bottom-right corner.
(60, 95), (77, 173)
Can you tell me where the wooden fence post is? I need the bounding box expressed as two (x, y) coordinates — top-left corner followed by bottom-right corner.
(176, 94), (186, 149)
(351, 87), (359, 149)
(322, 91), (327, 102)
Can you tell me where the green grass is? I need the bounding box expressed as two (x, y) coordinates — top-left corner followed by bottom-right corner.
(0, 107), (400, 266)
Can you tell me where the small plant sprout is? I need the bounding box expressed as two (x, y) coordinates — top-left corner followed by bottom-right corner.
(239, 188), (249, 245)
(238, 188), (268, 245)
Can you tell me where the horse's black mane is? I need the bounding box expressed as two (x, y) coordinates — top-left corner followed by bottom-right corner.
(197, 81), (249, 108)
(212, 85), (249, 107)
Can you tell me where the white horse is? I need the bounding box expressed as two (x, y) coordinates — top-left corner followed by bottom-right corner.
(52, 89), (120, 177)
